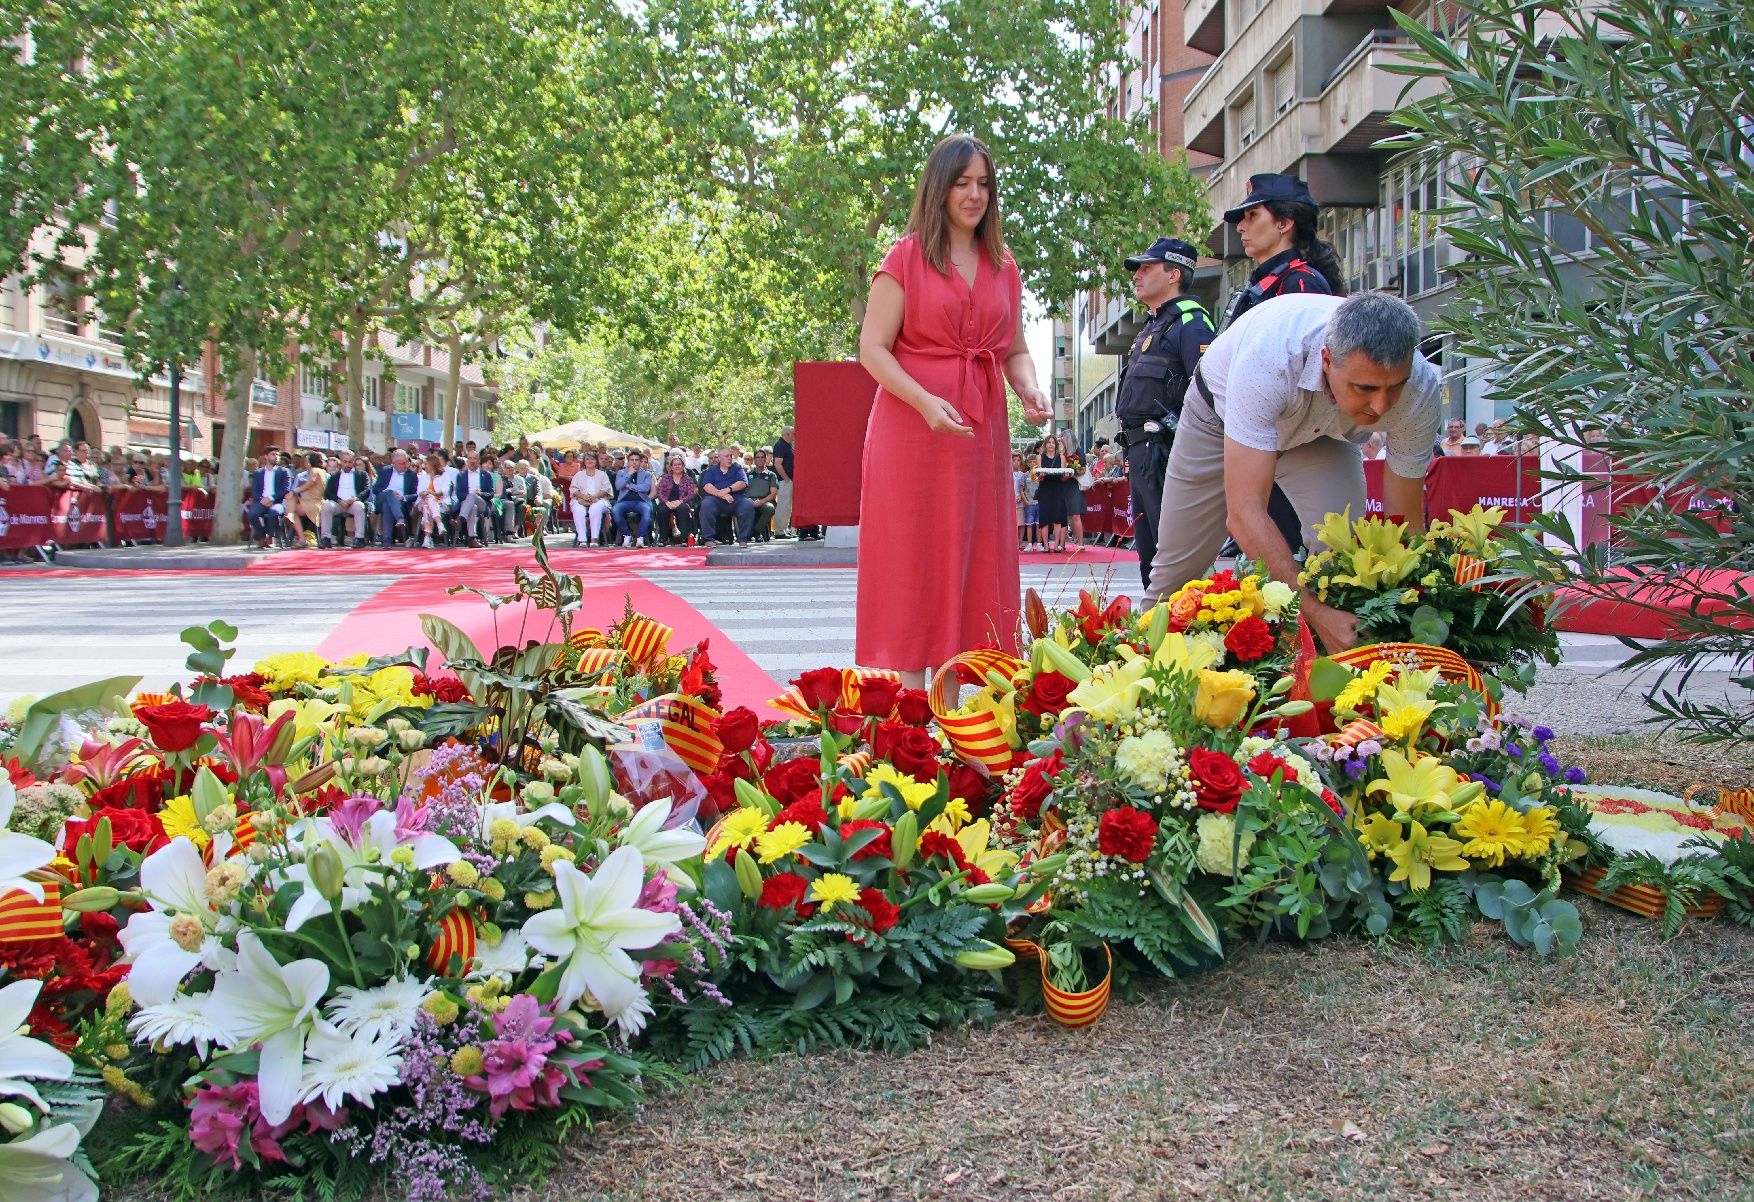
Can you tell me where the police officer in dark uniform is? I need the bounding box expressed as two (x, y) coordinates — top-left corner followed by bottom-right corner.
(1114, 237), (1214, 590)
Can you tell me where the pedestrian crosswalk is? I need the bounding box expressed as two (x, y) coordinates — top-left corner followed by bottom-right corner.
(0, 575), (398, 706)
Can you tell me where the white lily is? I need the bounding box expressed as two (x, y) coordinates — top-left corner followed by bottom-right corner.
(0, 980), (74, 1113)
(617, 799), (706, 885)
(521, 846), (679, 1022)
(479, 798), (575, 837)
(0, 1121), (98, 1202)
(0, 779), (56, 903)
(117, 837), (228, 1006)
(205, 932), (329, 1125)
(280, 812), (459, 933)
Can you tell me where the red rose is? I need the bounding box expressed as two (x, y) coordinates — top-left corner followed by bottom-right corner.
(133, 699), (214, 754)
(828, 710), (865, 737)
(1097, 806), (1158, 862)
(713, 707), (761, 754)
(763, 758), (824, 808)
(701, 770), (740, 820)
(792, 667), (844, 712)
(717, 751), (755, 783)
(1188, 749), (1245, 814)
(1223, 615), (1277, 663)
(894, 689), (933, 727)
(1006, 751), (1063, 822)
(85, 764), (169, 813)
(65, 806), (165, 855)
(1246, 751), (1297, 783)
(869, 721), (911, 761)
(757, 872), (814, 919)
(946, 762), (994, 816)
(774, 799), (829, 833)
(1019, 671), (1077, 718)
(839, 818), (892, 861)
(886, 727), (943, 784)
(852, 887), (899, 937)
(855, 677), (903, 720)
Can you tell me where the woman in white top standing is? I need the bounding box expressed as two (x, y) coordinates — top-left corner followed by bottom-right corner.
(569, 450), (613, 546)
(414, 451), (453, 548)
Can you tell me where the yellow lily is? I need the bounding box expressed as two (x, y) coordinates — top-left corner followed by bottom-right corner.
(1366, 749), (1472, 818)
(954, 819), (1018, 880)
(1152, 631), (1223, 677)
(1384, 818), (1470, 892)
(1427, 505), (1505, 556)
(1067, 654), (1152, 723)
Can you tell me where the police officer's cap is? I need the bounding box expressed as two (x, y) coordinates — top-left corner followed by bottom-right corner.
(1223, 174), (1318, 224)
(1123, 237), (1199, 272)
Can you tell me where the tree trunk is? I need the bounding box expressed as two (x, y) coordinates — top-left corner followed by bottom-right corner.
(442, 330), (463, 447)
(344, 320), (368, 452)
(211, 346), (258, 546)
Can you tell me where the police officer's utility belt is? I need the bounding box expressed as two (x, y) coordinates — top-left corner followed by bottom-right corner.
(1117, 421), (1174, 450)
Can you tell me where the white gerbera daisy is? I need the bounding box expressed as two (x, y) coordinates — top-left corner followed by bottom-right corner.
(128, 991), (227, 1057)
(323, 977), (432, 1041)
(467, 930), (531, 982)
(298, 1021), (403, 1111)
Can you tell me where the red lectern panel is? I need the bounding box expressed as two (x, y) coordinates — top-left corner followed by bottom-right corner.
(791, 360), (877, 527)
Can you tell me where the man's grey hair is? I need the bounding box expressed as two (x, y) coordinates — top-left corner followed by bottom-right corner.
(1324, 292), (1422, 366)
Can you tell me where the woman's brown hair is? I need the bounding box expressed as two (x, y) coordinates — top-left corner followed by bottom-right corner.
(905, 134), (1007, 276)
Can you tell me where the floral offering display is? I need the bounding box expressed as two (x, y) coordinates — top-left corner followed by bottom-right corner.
(1298, 504), (1560, 675)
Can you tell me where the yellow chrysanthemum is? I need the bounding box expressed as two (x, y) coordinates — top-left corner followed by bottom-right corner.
(809, 873), (861, 911)
(1384, 819), (1469, 892)
(253, 651), (331, 693)
(1334, 660), (1394, 715)
(1452, 798), (1526, 868)
(865, 763), (937, 811)
(926, 796), (972, 836)
(157, 795), (210, 850)
(707, 805), (770, 861)
(1380, 703), (1436, 745)
(754, 821), (812, 864)
(1519, 806), (1560, 857)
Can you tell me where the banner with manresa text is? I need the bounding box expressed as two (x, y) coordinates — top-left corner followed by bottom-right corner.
(0, 485), (55, 549)
(113, 488), (174, 543)
(50, 490), (110, 546)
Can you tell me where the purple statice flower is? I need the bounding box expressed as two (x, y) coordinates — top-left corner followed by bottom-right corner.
(330, 793), (384, 845)
(1332, 744), (1354, 763)
(1308, 742), (1333, 763)
(1344, 758), (1367, 781)
(1538, 751), (1561, 776)
(1479, 729), (1502, 751)
(1505, 743), (1523, 759)
(1532, 725), (1555, 743)
(1471, 772), (1502, 793)
(1563, 766), (1587, 784)
(1466, 738), (1484, 754)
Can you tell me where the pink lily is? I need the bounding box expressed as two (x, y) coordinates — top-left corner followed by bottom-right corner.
(211, 710), (296, 795)
(59, 737), (151, 790)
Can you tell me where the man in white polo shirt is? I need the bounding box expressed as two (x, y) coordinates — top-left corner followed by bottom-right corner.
(1145, 291), (1441, 652)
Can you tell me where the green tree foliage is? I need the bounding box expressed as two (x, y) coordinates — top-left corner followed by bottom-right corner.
(1387, 0), (1753, 741)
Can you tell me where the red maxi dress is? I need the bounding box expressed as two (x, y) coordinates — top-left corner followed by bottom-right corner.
(856, 233), (1023, 672)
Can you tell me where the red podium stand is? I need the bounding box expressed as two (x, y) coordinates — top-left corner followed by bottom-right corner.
(791, 361), (878, 527)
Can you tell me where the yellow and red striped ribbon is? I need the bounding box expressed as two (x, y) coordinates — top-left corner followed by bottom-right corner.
(574, 647), (626, 675)
(841, 668), (901, 712)
(1330, 719), (1388, 750)
(569, 628), (607, 650)
(1450, 553), (1487, 592)
(0, 880), (63, 943)
(425, 908), (477, 975)
(1330, 641), (1493, 713)
(929, 651), (1025, 772)
(621, 693), (725, 774)
(837, 750), (873, 777)
(618, 615), (674, 667)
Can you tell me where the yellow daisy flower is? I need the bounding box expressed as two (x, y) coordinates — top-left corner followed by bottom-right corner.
(865, 763), (937, 811)
(1452, 798), (1526, 868)
(809, 873), (860, 911)
(157, 795), (210, 850)
(754, 821), (812, 864)
(706, 805), (769, 861)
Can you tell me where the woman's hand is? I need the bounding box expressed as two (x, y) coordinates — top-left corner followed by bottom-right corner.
(916, 394), (974, 438)
(1017, 386), (1052, 426)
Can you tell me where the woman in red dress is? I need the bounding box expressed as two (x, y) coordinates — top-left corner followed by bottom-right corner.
(855, 135), (1052, 687)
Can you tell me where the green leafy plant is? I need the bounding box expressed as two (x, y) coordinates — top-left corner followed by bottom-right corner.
(1475, 877), (1584, 954)
(1594, 847), (1752, 940)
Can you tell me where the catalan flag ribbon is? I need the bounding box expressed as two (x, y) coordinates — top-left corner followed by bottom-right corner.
(1330, 642), (1493, 713)
(1330, 719), (1388, 750)
(836, 750), (874, 777)
(0, 880), (64, 943)
(1450, 553), (1487, 592)
(618, 615), (675, 668)
(574, 647), (626, 676)
(929, 651), (1025, 772)
(842, 668), (901, 711)
(621, 693), (725, 774)
(569, 628), (607, 650)
(425, 908), (477, 975)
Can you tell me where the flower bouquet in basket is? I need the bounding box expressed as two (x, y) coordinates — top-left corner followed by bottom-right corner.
(1298, 505), (1559, 680)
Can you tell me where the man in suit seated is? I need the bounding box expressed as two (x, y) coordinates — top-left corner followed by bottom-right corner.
(697, 446), (755, 547)
(244, 451), (292, 548)
(373, 448), (421, 547)
(453, 450), (502, 548)
(318, 450), (371, 548)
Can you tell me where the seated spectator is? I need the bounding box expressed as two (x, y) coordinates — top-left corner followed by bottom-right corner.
(517, 460), (553, 533)
(374, 450), (422, 547)
(498, 457), (526, 540)
(612, 450), (656, 548)
(1456, 435), (1483, 457)
(554, 448), (580, 494)
(454, 450), (501, 547)
(745, 449), (779, 541)
(655, 452), (697, 544)
(288, 451), (328, 547)
(697, 446), (755, 547)
(414, 451), (453, 548)
(245, 451), (293, 547)
(320, 449), (371, 548)
(569, 450), (613, 545)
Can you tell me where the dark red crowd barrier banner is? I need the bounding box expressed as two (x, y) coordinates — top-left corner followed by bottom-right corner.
(0, 485), (55, 549)
(182, 489), (215, 540)
(49, 490), (109, 547)
(113, 488), (173, 543)
(1077, 481), (1134, 540)
(792, 360), (877, 528)
(1424, 454), (1540, 525)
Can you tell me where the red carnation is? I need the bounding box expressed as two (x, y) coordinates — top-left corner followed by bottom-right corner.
(855, 676), (903, 720)
(851, 887), (900, 937)
(763, 758), (824, 807)
(1097, 806), (1158, 862)
(774, 799), (830, 833)
(1019, 671), (1077, 719)
(757, 872), (814, 919)
(839, 818), (892, 861)
(894, 689), (933, 727)
(133, 698), (214, 754)
(64, 806), (165, 855)
(1005, 750), (1063, 822)
(410, 673), (470, 705)
(885, 727), (943, 784)
(1188, 748), (1245, 814)
(1223, 615), (1277, 663)
(917, 830), (970, 871)
(713, 706), (761, 754)
(793, 667), (844, 712)
(1246, 751), (1297, 783)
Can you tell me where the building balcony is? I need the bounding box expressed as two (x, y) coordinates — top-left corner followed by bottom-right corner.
(1316, 32), (1443, 154)
(1198, 102), (1384, 251)
(1183, 0), (1316, 157)
(1185, 0), (1225, 56)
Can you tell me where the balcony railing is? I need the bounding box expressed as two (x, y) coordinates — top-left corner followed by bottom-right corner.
(41, 310), (81, 337)
(1316, 32), (1442, 155)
